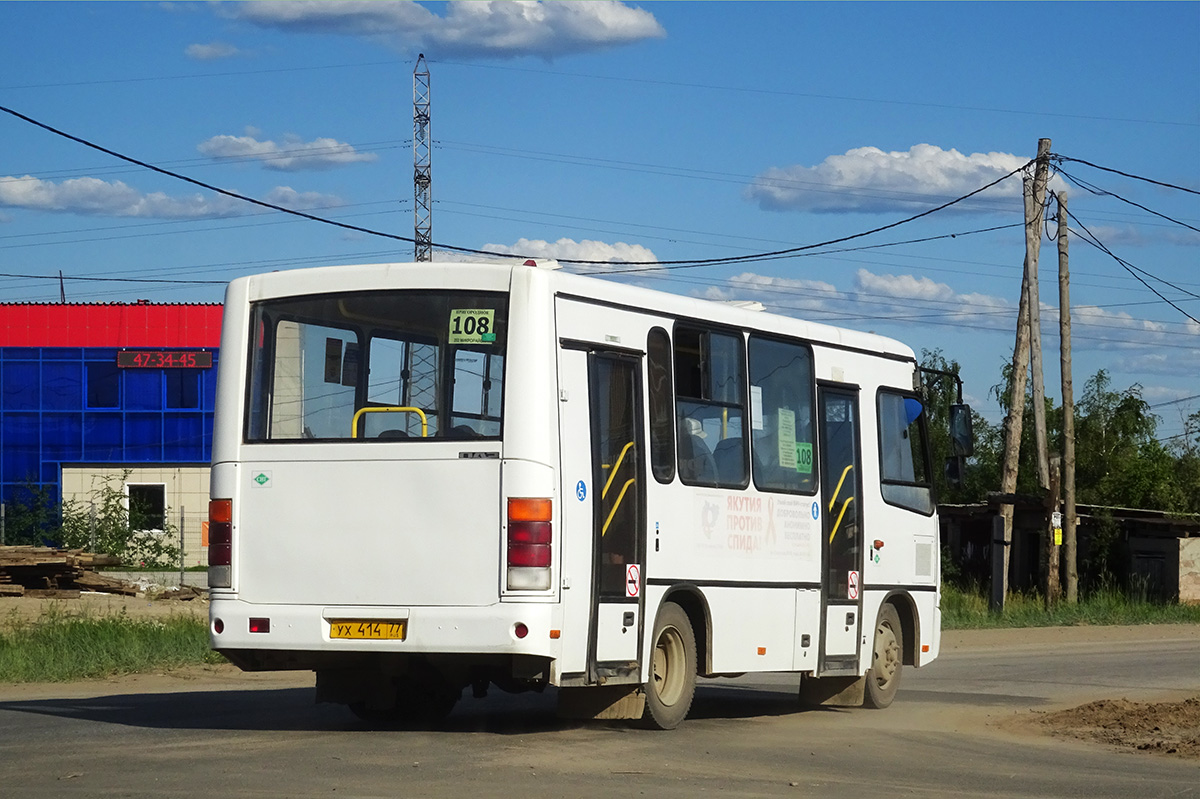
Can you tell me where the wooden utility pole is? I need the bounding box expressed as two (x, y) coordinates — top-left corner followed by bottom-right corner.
(1044, 455), (1062, 608)
(996, 138), (1051, 611)
(1028, 146), (1052, 491)
(997, 182), (1035, 609)
(1057, 191), (1078, 603)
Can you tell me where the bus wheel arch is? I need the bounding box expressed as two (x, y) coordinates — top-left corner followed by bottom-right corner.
(658, 586), (711, 675)
(879, 591), (919, 667)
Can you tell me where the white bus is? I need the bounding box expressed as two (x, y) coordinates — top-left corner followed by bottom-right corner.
(208, 259), (945, 729)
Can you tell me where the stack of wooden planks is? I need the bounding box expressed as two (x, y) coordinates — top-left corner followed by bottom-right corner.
(0, 546), (134, 598)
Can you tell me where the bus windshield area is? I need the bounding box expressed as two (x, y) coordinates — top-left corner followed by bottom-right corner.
(245, 290), (508, 442)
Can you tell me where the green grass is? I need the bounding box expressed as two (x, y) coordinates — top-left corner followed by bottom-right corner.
(0, 607), (223, 683)
(942, 583), (1200, 629)
(2, 589), (1196, 683)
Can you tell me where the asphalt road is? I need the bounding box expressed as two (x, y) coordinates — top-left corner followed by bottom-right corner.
(0, 625), (1196, 799)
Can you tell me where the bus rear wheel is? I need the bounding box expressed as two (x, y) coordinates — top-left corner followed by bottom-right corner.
(864, 604), (902, 709)
(639, 602), (696, 730)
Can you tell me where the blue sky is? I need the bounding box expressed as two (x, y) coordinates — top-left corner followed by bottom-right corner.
(1, 1), (1197, 442)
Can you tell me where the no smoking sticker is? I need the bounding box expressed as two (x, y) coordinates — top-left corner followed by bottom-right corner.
(847, 570), (860, 601)
(626, 563), (641, 598)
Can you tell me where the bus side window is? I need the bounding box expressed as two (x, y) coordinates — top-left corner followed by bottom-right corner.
(877, 390), (934, 514)
(673, 325), (747, 488)
(748, 336), (816, 494)
(647, 327), (676, 483)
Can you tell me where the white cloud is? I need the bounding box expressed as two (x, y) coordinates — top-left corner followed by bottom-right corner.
(699, 269), (1015, 331)
(481, 236), (658, 268)
(746, 144), (1065, 215)
(197, 133), (378, 172)
(702, 267), (1200, 375)
(260, 186), (345, 211)
(701, 272), (839, 306)
(226, 0), (665, 59)
(1074, 223), (1200, 248)
(0, 175), (342, 218)
(185, 41), (241, 60)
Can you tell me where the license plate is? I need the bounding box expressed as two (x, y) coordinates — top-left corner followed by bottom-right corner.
(329, 620), (406, 640)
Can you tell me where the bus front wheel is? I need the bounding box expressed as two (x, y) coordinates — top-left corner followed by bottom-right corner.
(639, 602), (696, 730)
(864, 604), (902, 709)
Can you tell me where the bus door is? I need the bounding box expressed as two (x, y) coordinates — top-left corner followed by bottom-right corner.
(586, 352), (646, 684)
(818, 386), (864, 674)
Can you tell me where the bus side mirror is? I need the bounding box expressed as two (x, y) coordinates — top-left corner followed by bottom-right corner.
(949, 404), (974, 457)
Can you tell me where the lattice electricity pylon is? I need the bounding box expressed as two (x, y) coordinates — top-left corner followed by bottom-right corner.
(413, 54), (432, 262)
(404, 341), (439, 435)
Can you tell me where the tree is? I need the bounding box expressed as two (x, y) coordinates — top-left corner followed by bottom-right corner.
(1, 481), (59, 546)
(919, 349), (999, 503)
(1073, 370), (1178, 510)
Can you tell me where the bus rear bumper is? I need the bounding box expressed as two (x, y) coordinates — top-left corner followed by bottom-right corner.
(209, 596), (556, 668)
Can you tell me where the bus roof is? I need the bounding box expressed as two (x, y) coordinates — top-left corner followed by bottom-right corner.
(231, 260), (915, 362)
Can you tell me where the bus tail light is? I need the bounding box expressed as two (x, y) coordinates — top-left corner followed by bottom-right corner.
(208, 498), (232, 588)
(507, 498), (552, 590)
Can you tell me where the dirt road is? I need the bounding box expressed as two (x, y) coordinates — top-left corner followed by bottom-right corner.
(3, 594), (1197, 764)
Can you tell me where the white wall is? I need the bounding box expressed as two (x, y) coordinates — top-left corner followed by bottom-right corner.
(61, 465), (210, 567)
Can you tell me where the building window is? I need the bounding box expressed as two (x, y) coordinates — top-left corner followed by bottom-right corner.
(86, 362), (120, 408)
(126, 483), (167, 531)
(165, 369), (200, 409)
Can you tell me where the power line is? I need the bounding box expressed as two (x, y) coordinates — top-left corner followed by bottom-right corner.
(1150, 393), (1200, 409)
(432, 60), (1199, 129)
(5, 262), (1195, 338)
(11, 139), (407, 181)
(578, 163), (1033, 270)
(1055, 169), (1200, 233)
(0, 60), (407, 91)
(0, 272), (226, 285)
(1053, 155), (1200, 195)
(0, 103), (490, 255)
(0, 207), (406, 251)
(0, 101), (1036, 272)
(3, 100), (1194, 332)
(1065, 209), (1200, 324)
(438, 138), (1024, 215)
(439, 198), (1200, 295)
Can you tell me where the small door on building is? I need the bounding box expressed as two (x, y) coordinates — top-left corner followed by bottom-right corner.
(587, 352), (646, 684)
(818, 386), (864, 673)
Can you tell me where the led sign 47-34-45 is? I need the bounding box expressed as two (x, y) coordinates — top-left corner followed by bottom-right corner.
(116, 350), (213, 369)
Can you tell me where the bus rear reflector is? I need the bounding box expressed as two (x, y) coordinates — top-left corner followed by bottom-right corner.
(507, 498), (552, 590)
(208, 498), (233, 588)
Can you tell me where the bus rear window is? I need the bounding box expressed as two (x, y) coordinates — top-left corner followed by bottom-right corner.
(245, 291), (507, 442)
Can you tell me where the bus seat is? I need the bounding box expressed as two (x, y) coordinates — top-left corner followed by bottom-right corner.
(712, 437), (745, 484)
(678, 431), (717, 483)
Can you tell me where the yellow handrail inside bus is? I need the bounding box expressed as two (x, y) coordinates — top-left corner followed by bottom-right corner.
(602, 478), (637, 537)
(827, 464), (853, 512)
(602, 441), (635, 499)
(829, 497), (855, 544)
(827, 463), (855, 543)
(352, 406), (429, 438)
